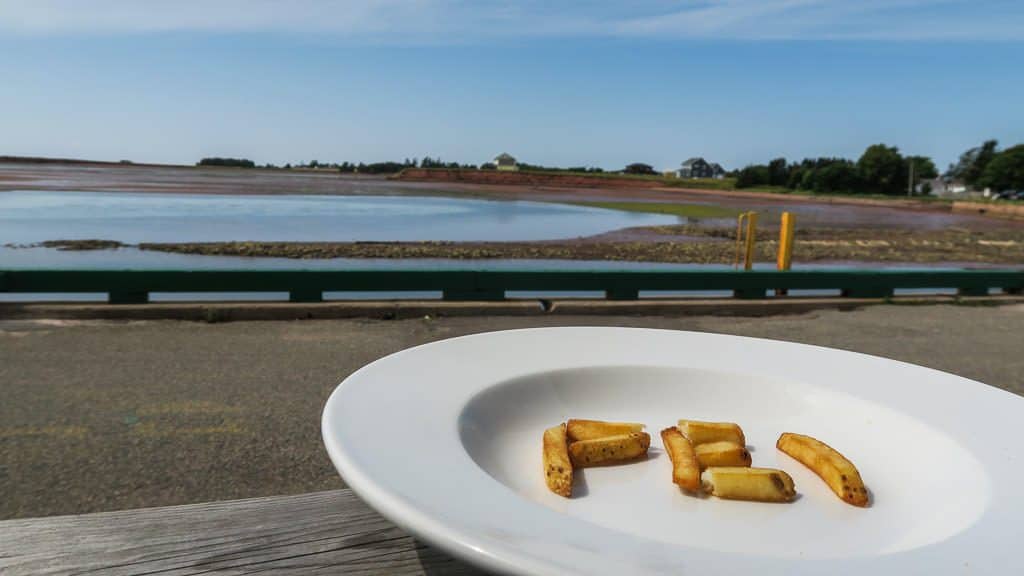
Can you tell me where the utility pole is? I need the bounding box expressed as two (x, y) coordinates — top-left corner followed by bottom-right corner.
(908, 158), (914, 197)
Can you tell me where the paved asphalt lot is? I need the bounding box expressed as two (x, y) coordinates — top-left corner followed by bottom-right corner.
(2, 304), (1023, 519)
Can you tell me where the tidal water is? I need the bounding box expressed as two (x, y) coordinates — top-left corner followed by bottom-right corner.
(0, 190), (677, 246)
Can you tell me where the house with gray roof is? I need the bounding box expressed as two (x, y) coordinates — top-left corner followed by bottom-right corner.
(493, 153), (519, 171)
(676, 157), (726, 179)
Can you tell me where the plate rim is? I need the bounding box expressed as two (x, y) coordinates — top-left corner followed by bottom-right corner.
(322, 326), (1024, 575)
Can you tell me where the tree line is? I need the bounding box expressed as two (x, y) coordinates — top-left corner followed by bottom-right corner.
(733, 140), (1023, 194)
(195, 139), (1023, 193)
(945, 140), (1024, 192)
(733, 145), (938, 195)
(197, 157), (256, 168)
(339, 157), (485, 173)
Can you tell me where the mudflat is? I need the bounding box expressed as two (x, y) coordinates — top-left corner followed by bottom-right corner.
(4, 161), (1024, 266)
(2, 160), (1020, 231)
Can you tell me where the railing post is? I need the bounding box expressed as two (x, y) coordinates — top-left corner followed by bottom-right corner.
(957, 286), (989, 297)
(734, 212), (758, 271)
(109, 291), (149, 304)
(777, 212), (796, 271)
(289, 289), (323, 303)
(840, 287), (894, 298)
(605, 288), (639, 300)
(743, 212), (758, 271)
(442, 289), (504, 301)
(776, 212), (795, 296)
(733, 288), (767, 299)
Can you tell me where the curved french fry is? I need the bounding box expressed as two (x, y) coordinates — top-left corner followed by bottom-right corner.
(542, 423), (572, 497)
(701, 467), (796, 502)
(569, 432), (650, 467)
(660, 427), (700, 491)
(677, 419), (746, 446)
(567, 419), (645, 442)
(777, 432), (868, 507)
(694, 441), (752, 469)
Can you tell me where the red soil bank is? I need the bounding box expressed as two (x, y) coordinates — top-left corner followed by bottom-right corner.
(394, 168), (666, 189)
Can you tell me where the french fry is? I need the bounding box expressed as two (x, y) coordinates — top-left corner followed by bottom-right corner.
(660, 427), (701, 491)
(542, 423), (573, 497)
(566, 418), (645, 442)
(677, 419), (746, 446)
(694, 441), (752, 469)
(569, 432), (651, 468)
(777, 432), (868, 507)
(701, 467), (796, 502)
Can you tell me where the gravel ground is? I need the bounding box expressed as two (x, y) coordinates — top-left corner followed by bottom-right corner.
(2, 305), (1023, 519)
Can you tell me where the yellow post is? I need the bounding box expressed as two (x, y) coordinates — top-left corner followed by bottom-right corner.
(734, 213), (746, 269)
(777, 212), (795, 271)
(743, 212), (757, 271)
(734, 211), (758, 270)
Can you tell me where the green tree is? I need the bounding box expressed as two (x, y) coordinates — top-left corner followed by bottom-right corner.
(786, 167), (806, 189)
(947, 140), (998, 186)
(799, 169), (815, 190)
(767, 157), (789, 186)
(857, 144), (905, 195)
(735, 165), (770, 188)
(197, 157), (255, 168)
(905, 155), (938, 180)
(978, 145), (1024, 191)
(815, 162), (861, 193)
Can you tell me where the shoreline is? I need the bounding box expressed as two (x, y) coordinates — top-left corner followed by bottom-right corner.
(1, 159), (1009, 218)
(17, 226), (1024, 265)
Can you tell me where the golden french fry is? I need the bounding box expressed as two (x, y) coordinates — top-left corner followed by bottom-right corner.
(677, 419), (746, 446)
(566, 419), (645, 442)
(701, 467), (796, 502)
(694, 441), (751, 469)
(777, 432), (868, 507)
(660, 427), (701, 491)
(542, 423), (573, 497)
(569, 432), (651, 468)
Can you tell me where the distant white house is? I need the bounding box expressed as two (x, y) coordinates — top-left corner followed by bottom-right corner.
(919, 177), (970, 196)
(676, 157), (726, 179)
(493, 153), (519, 171)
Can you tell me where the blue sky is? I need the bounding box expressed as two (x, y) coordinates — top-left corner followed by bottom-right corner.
(1, 1), (1022, 171)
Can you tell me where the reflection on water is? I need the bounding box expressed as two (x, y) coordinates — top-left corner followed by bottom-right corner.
(0, 190), (677, 244)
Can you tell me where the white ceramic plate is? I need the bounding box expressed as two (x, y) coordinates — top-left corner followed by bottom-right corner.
(322, 327), (1024, 575)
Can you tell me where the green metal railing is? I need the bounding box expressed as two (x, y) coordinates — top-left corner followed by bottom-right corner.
(1, 269), (1022, 304)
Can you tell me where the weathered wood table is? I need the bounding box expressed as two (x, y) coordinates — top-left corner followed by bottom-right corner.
(0, 489), (487, 575)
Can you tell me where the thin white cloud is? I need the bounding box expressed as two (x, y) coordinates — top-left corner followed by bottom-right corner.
(0, 0), (1020, 41)
(0, 0), (435, 34)
(614, 0), (1024, 41)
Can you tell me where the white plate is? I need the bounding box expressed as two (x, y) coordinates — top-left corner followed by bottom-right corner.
(322, 327), (1023, 575)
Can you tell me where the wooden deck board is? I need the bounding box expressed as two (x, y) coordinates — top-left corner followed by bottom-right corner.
(0, 489), (486, 575)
